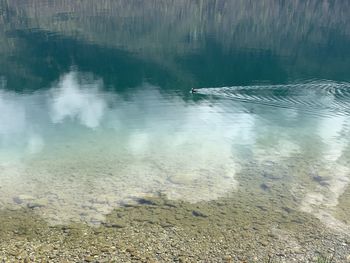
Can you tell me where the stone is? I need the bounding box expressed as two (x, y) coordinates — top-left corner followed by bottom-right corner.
(223, 255), (233, 262)
(168, 174), (194, 185)
(13, 195), (35, 204)
(312, 175), (331, 186)
(192, 210), (208, 218)
(262, 171), (283, 180)
(259, 240), (269, 247)
(103, 222), (126, 228)
(27, 198), (48, 209)
(136, 198), (157, 206)
(84, 256), (95, 262)
(260, 183), (273, 191)
(256, 205), (268, 211)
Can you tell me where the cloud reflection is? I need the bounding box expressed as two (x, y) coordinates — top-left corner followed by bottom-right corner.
(50, 72), (107, 129)
(0, 91), (26, 138)
(300, 115), (350, 233)
(0, 71), (350, 229)
(0, 71), (241, 225)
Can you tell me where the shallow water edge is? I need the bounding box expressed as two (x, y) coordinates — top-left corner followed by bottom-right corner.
(1, 189), (349, 262)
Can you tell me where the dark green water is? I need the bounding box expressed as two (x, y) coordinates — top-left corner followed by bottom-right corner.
(0, 0), (350, 234)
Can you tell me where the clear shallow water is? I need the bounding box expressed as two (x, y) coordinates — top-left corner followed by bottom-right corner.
(0, 1), (350, 231)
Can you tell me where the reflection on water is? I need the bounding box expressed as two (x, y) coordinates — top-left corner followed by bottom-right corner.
(0, 0), (349, 234)
(299, 113), (350, 233)
(50, 72), (107, 128)
(0, 71), (241, 224)
(0, 70), (350, 229)
(1, 0), (350, 92)
(195, 82), (350, 116)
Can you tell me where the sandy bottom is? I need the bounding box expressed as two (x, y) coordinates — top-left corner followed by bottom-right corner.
(0, 159), (350, 262)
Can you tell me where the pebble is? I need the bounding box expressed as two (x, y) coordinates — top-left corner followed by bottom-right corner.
(259, 241), (269, 247)
(84, 256), (95, 262)
(260, 183), (272, 191)
(223, 255), (233, 262)
(192, 210), (208, 218)
(13, 195), (35, 204)
(27, 199), (48, 209)
(168, 174), (193, 185)
(104, 222), (126, 228)
(0, 193), (349, 263)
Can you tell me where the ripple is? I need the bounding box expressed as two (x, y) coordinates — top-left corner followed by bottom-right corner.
(194, 81), (350, 116)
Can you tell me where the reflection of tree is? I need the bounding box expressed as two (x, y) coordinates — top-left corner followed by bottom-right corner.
(2, 0), (349, 53)
(0, 0), (350, 91)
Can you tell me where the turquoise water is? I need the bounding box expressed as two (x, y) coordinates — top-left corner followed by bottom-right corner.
(0, 1), (350, 231)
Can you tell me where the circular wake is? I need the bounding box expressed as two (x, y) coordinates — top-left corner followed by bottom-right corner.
(193, 81), (350, 116)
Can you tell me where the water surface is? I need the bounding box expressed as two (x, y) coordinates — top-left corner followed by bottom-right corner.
(0, 1), (350, 234)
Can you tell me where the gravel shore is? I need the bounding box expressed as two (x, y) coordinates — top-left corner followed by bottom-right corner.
(0, 192), (349, 263)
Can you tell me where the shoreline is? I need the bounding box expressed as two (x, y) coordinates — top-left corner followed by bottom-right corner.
(0, 194), (349, 262)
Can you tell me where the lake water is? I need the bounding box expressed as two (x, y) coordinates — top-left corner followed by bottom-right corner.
(0, 0), (350, 236)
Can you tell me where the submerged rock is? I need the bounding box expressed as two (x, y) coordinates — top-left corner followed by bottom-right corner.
(262, 170), (284, 180)
(168, 174), (194, 185)
(103, 222), (126, 228)
(192, 210), (208, 218)
(13, 195), (35, 204)
(135, 197), (160, 206)
(260, 183), (273, 191)
(312, 175), (331, 186)
(27, 199), (48, 209)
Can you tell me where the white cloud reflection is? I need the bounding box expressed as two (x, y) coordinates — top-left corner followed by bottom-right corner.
(0, 72), (349, 229)
(0, 89), (45, 161)
(50, 72), (107, 128)
(26, 134), (45, 154)
(0, 72), (241, 225)
(300, 115), (350, 234)
(0, 91), (26, 138)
